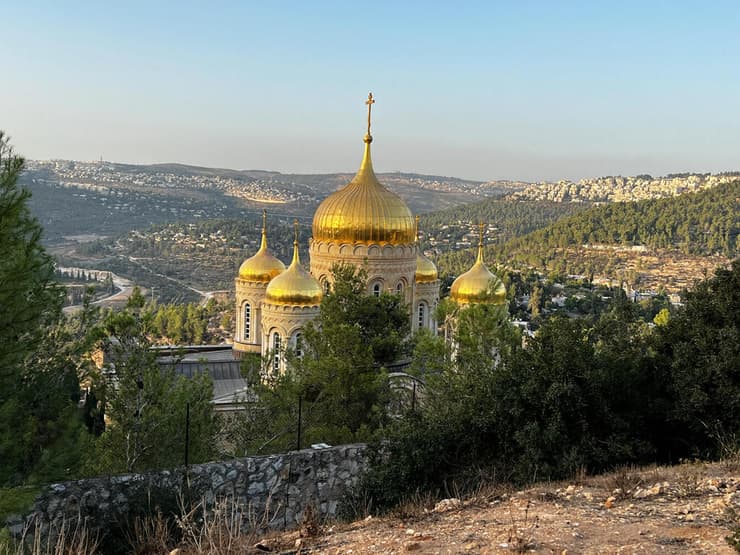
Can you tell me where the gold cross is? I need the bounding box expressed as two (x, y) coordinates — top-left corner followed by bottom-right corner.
(478, 222), (485, 247)
(294, 219), (299, 243)
(365, 92), (375, 136)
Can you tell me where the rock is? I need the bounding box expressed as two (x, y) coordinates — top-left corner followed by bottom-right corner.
(405, 542), (421, 551)
(605, 496), (616, 509)
(433, 498), (462, 513)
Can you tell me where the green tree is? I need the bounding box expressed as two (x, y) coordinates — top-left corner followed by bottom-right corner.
(652, 260), (740, 457)
(227, 264), (410, 454)
(92, 308), (216, 473)
(0, 132), (63, 391)
(0, 134), (97, 485)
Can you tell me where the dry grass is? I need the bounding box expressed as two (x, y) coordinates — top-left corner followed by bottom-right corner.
(606, 465), (645, 499)
(673, 461), (706, 498)
(507, 499), (539, 554)
(125, 511), (172, 555)
(7, 516), (99, 555)
(175, 495), (268, 555)
(388, 491), (437, 521)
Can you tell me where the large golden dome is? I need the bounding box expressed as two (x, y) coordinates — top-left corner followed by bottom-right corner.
(312, 96), (415, 245)
(238, 212), (285, 282)
(450, 227), (506, 305)
(265, 224), (323, 306)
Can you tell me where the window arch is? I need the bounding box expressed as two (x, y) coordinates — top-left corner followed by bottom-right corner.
(243, 302), (251, 341)
(271, 331), (282, 374)
(418, 302), (427, 329)
(293, 331), (303, 358)
(372, 282), (382, 297)
(396, 281), (404, 295)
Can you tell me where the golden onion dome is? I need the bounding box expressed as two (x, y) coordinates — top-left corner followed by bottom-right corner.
(265, 222), (323, 306)
(449, 226), (506, 305)
(312, 93), (415, 245)
(416, 253), (439, 283)
(238, 212), (286, 282)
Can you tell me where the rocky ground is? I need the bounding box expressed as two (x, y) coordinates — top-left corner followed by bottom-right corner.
(253, 460), (740, 555)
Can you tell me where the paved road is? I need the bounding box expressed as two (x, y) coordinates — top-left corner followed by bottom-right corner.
(62, 269), (134, 315)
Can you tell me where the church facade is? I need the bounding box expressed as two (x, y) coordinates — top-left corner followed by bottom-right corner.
(232, 94), (505, 373)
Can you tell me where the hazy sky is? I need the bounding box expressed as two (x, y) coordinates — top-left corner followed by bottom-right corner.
(3, 1), (739, 181)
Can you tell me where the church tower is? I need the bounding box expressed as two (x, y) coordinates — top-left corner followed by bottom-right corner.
(233, 211), (285, 356)
(262, 220), (323, 375)
(412, 216), (440, 333)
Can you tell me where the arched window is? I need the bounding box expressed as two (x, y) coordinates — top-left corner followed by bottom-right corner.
(323, 280), (331, 295)
(418, 302), (427, 329)
(293, 331), (303, 358)
(396, 282), (404, 295)
(272, 332), (282, 373)
(243, 302), (251, 341)
(372, 283), (381, 297)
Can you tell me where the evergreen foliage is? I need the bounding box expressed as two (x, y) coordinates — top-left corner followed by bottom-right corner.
(224, 264), (409, 454)
(498, 180), (739, 259)
(89, 305), (216, 474)
(359, 262), (740, 510)
(420, 198), (589, 246)
(0, 133), (94, 486)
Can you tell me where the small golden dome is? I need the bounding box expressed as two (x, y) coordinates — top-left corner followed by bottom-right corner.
(238, 212), (286, 282)
(312, 94), (415, 245)
(265, 222), (323, 306)
(414, 218), (438, 283)
(416, 253), (438, 283)
(449, 226), (506, 305)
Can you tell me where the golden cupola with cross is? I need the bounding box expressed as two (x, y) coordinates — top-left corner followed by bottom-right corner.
(265, 221), (323, 307)
(308, 93), (439, 333)
(238, 211), (286, 282)
(450, 224), (507, 306)
(311, 93), (416, 246)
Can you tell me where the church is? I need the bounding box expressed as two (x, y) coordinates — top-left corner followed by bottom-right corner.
(231, 94), (505, 373)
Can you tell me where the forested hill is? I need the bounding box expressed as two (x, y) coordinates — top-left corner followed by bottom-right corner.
(420, 199), (589, 243)
(500, 180), (739, 258)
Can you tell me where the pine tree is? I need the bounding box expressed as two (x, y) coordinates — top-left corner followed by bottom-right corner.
(0, 131), (63, 396)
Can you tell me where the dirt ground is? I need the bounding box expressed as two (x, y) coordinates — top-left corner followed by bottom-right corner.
(257, 460), (740, 555)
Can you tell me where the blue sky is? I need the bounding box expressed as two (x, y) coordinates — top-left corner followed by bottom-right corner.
(3, 1), (739, 181)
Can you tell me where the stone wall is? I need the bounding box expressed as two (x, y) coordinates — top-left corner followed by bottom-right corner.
(9, 444), (367, 541)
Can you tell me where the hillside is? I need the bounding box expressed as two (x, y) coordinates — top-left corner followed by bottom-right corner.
(502, 180), (739, 258)
(434, 182), (737, 293)
(507, 172), (740, 203)
(256, 460), (739, 554)
(22, 160), (503, 244)
(419, 198), (589, 252)
(57, 195), (585, 302)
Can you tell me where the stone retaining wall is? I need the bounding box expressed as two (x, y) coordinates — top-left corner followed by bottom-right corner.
(8, 444), (367, 541)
